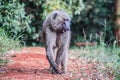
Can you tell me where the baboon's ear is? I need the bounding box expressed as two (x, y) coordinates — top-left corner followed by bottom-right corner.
(53, 13), (58, 19)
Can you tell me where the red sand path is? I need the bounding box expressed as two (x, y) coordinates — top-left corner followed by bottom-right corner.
(0, 47), (113, 80)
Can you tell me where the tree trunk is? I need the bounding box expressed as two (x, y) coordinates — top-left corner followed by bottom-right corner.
(115, 0), (120, 45)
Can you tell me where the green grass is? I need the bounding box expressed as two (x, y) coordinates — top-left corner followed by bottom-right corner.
(0, 28), (23, 66)
(70, 45), (120, 80)
(0, 28), (23, 53)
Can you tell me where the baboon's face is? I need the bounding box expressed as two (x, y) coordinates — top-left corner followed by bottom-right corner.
(50, 11), (71, 33)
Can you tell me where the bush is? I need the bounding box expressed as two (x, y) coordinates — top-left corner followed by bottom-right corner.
(71, 0), (115, 45)
(0, 0), (116, 46)
(0, 0), (31, 40)
(41, 0), (84, 19)
(0, 28), (22, 53)
(20, 0), (116, 46)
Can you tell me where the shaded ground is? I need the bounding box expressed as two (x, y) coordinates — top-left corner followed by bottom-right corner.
(0, 47), (113, 80)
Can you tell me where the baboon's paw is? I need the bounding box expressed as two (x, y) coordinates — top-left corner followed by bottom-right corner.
(51, 69), (61, 74)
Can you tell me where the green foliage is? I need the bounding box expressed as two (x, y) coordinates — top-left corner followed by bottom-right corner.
(28, 0), (84, 18)
(0, 0), (116, 46)
(14, 0), (115, 46)
(0, 28), (22, 53)
(41, 0), (84, 19)
(0, 0), (31, 38)
(72, 0), (115, 45)
(0, 0), (28, 65)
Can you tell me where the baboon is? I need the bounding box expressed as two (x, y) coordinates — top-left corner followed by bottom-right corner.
(42, 10), (71, 74)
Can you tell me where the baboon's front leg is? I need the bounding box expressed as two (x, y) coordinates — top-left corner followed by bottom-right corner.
(45, 30), (61, 74)
(46, 46), (60, 74)
(55, 48), (64, 67)
(55, 47), (68, 74)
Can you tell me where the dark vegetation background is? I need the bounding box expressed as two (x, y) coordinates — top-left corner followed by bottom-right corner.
(0, 0), (116, 46)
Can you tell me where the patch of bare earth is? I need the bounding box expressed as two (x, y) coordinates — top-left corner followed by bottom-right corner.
(0, 47), (113, 80)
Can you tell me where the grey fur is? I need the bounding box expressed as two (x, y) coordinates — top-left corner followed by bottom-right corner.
(42, 10), (71, 74)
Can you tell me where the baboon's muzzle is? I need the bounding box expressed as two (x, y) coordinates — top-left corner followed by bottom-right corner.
(62, 21), (70, 32)
(57, 25), (70, 33)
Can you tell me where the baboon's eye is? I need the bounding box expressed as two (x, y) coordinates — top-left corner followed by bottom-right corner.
(53, 13), (58, 19)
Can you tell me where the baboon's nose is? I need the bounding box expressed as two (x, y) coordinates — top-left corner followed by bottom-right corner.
(63, 21), (70, 29)
(62, 24), (70, 31)
(62, 27), (70, 33)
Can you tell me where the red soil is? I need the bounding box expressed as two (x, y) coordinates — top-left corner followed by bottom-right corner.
(0, 47), (113, 80)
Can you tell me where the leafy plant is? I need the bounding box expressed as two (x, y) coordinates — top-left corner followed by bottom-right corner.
(71, 0), (115, 45)
(0, 0), (115, 46)
(0, 0), (31, 40)
(0, 28), (22, 53)
(0, 28), (23, 66)
(41, 0), (84, 19)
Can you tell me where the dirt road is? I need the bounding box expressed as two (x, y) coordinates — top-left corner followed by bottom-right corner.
(0, 47), (113, 80)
